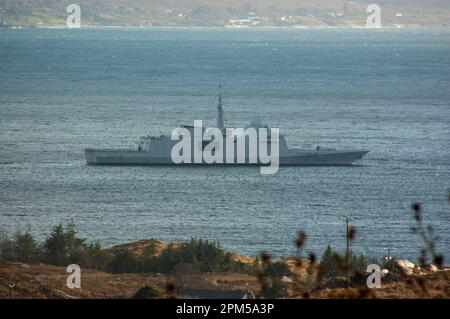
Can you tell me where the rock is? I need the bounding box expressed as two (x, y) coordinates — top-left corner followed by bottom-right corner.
(396, 259), (415, 268)
(210, 279), (219, 286)
(425, 264), (438, 272)
(281, 276), (294, 283)
(393, 259), (415, 276)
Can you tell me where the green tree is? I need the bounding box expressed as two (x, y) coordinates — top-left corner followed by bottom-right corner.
(64, 220), (86, 263)
(14, 231), (42, 263)
(0, 232), (14, 262)
(43, 221), (86, 266)
(81, 241), (110, 270)
(350, 253), (371, 274)
(319, 245), (341, 278)
(44, 224), (68, 265)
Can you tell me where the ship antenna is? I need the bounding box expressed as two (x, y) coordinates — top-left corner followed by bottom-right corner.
(216, 85), (224, 129)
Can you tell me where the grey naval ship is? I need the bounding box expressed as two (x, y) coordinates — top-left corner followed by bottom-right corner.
(85, 89), (369, 166)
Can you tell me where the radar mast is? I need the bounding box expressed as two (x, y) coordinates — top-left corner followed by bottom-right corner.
(216, 85), (224, 129)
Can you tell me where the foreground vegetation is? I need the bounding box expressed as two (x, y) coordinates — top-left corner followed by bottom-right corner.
(0, 200), (447, 299)
(0, 221), (378, 298)
(0, 224), (383, 299)
(0, 222), (252, 275)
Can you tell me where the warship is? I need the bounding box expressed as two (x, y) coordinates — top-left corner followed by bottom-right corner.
(85, 89), (369, 166)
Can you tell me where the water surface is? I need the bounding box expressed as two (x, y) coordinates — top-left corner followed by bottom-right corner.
(0, 27), (449, 261)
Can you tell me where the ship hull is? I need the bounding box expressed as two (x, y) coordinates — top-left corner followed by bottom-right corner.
(85, 149), (369, 166)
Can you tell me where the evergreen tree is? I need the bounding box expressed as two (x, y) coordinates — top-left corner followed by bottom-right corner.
(0, 232), (14, 262)
(82, 241), (110, 270)
(14, 231), (42, 263)
(64, 220), (86, 263)
(43, 221), (86, 266)
(320, 245), (341, 278)
(44, 224), (67, 265)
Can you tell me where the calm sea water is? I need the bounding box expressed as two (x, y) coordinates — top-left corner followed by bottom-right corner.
(0, 27), (449, 261)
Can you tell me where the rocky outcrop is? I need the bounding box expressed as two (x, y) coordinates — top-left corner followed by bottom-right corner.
(392, 259), (416, 276)
(395, 259), (415, 269)
(424, 264), (439, 272)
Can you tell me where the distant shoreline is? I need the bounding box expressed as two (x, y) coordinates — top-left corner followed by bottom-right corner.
(2, 25), (449, 30)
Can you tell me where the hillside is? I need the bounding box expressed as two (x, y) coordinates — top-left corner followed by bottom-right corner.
(0, 0), (449, 27)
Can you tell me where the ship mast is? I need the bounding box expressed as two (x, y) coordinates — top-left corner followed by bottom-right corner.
(216, 85), (224, 130)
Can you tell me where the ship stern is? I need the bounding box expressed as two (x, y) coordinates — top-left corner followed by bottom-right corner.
(85, 148), (98, 165)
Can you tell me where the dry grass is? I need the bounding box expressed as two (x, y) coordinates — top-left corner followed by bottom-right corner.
(0, 262), (260, 299)
(1, 260), (448, 299)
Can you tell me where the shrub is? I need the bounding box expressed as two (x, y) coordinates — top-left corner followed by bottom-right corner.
(173, 263), (200, 291)
(262, 261), (292, 277)
(148, 238), (250, 274)
(350, 253), (372, 274)
(319, 245), (373, 279)
(259, 278), (288, 299)
(108, 250), (138, 273)
(131, 284), (166, 299)
(80, 241), (110, 270)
